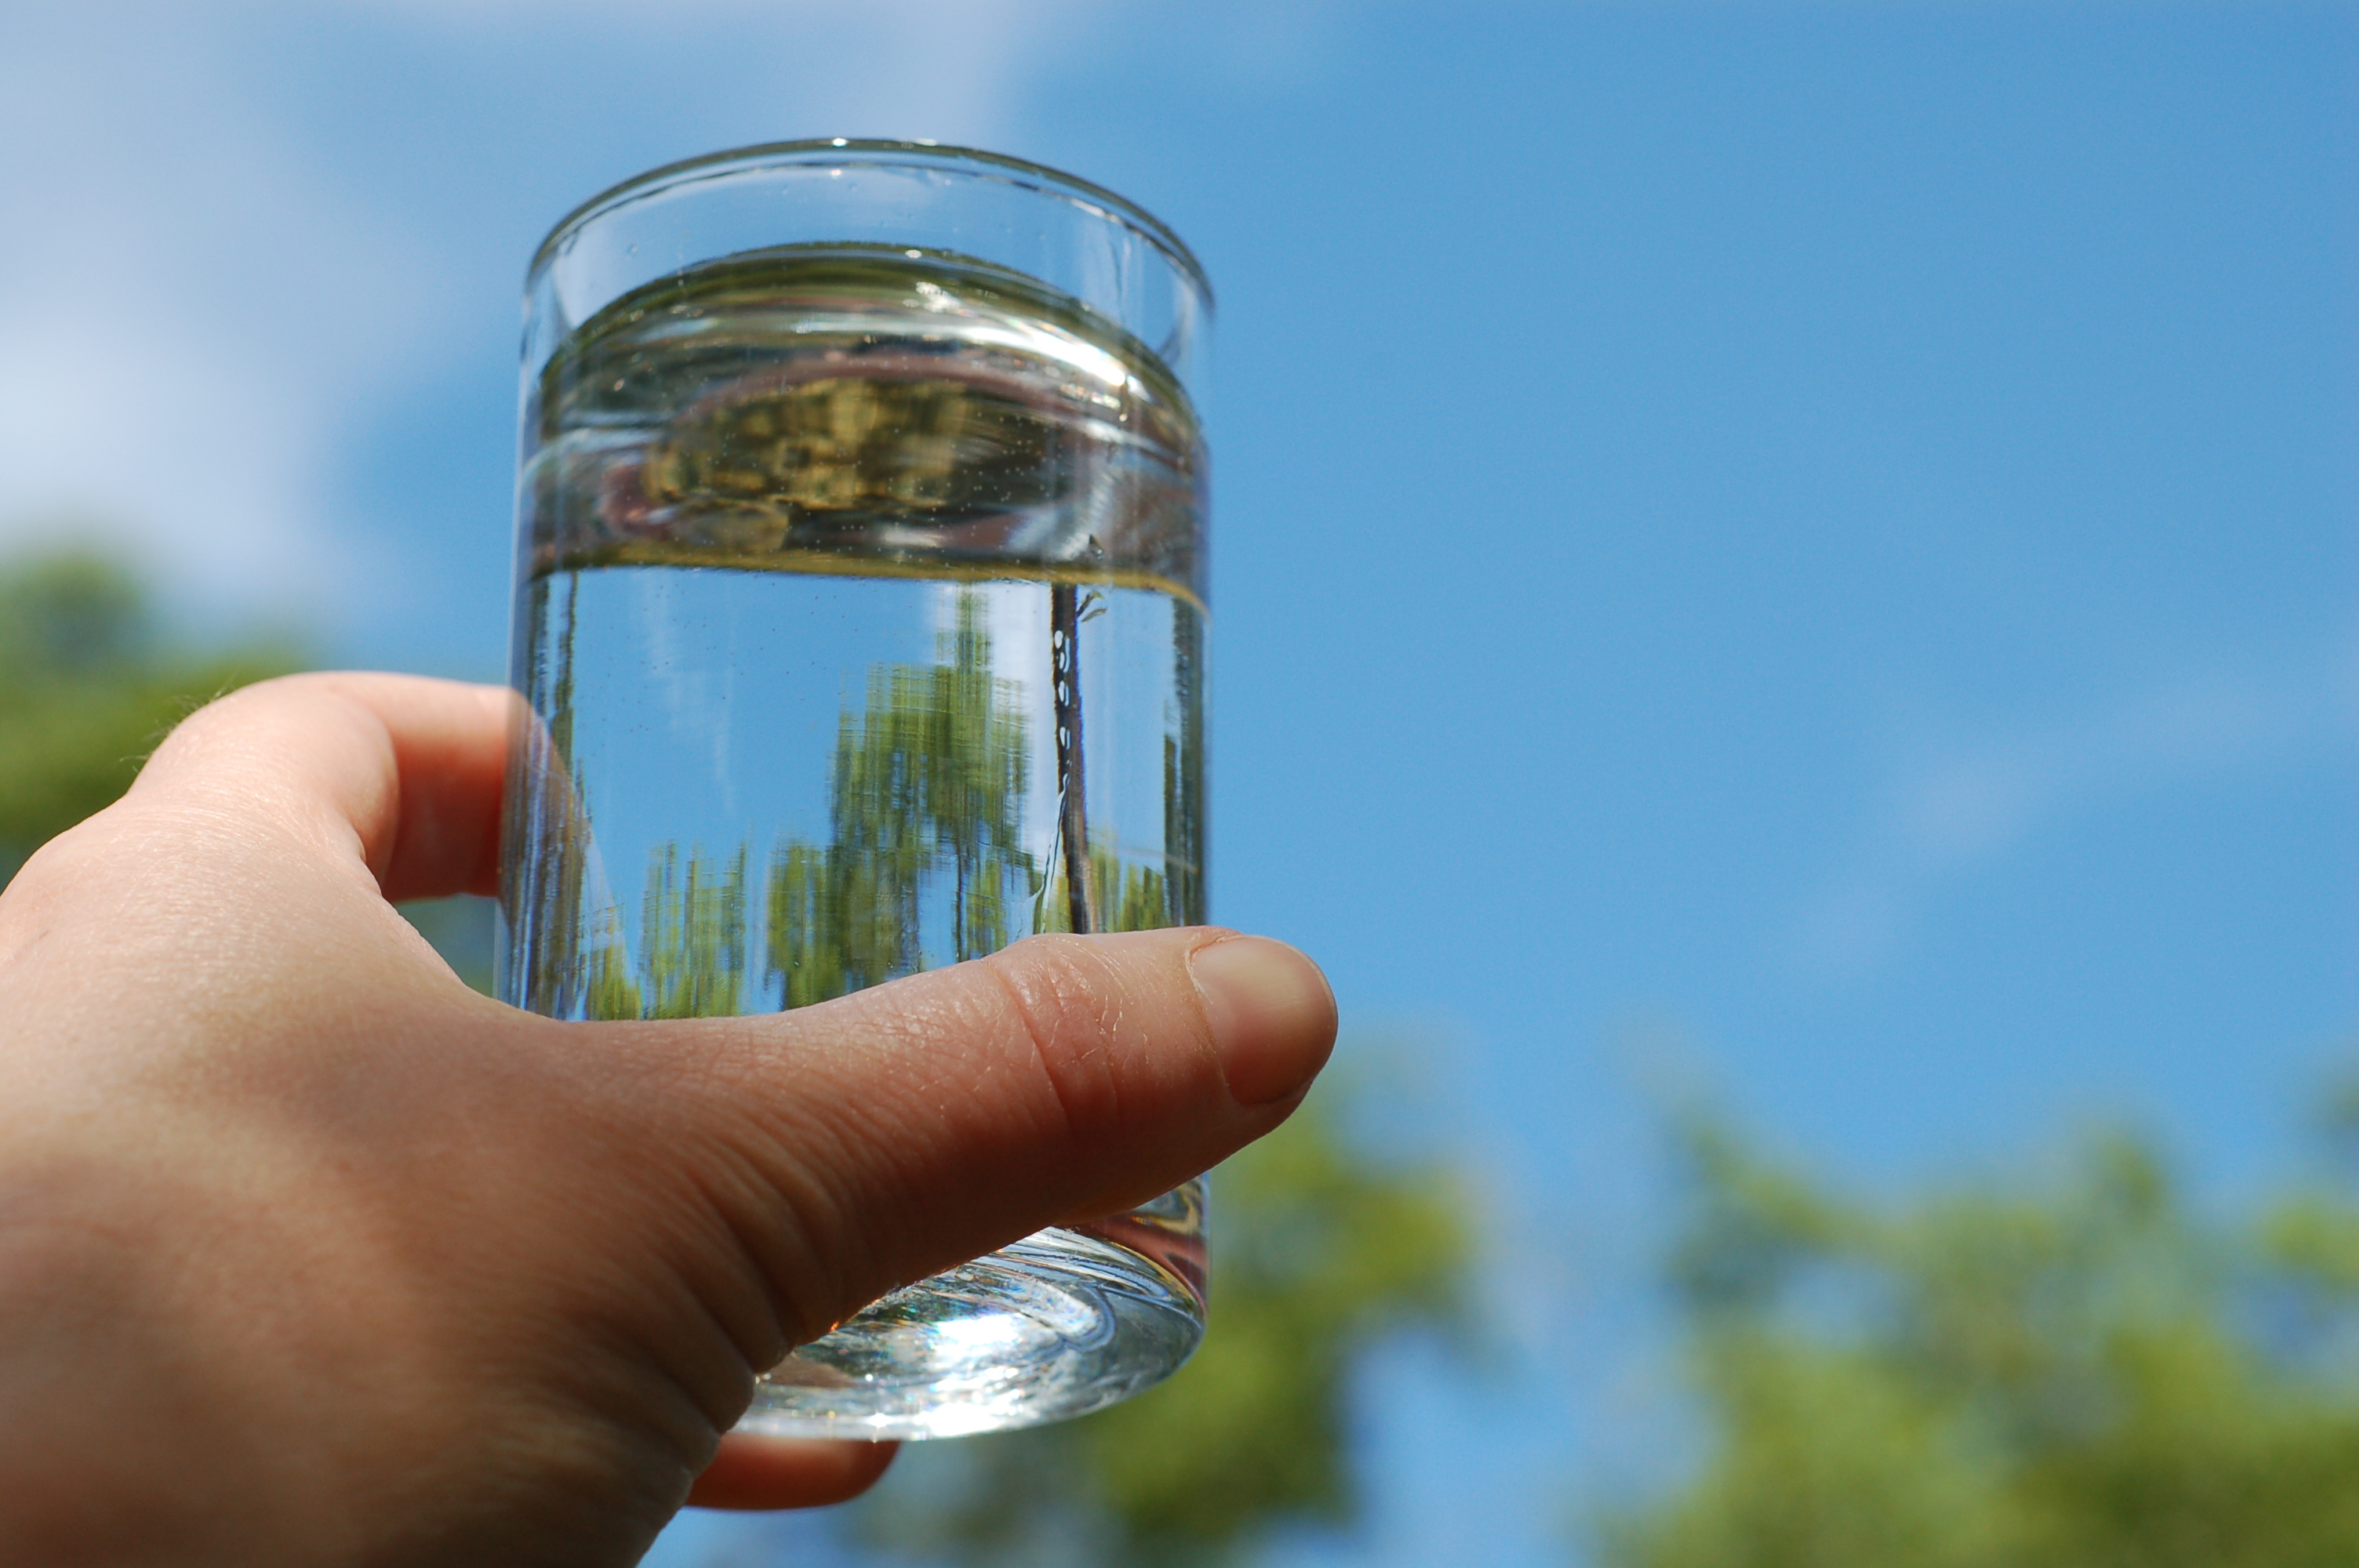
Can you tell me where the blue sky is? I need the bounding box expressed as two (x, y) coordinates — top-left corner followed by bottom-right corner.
(2, 2), (2350, 1562)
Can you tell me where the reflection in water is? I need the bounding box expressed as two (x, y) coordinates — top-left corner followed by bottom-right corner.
(508, 584), (1198, 1022)
(642, 843), (748, 1019)
(766, 591), (1035, 1010)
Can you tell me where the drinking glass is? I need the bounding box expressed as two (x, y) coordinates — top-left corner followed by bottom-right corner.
(497, 140), (1211, 1439)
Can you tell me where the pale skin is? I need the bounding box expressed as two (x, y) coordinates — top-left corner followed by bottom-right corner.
(0, 673), (1337, 1566)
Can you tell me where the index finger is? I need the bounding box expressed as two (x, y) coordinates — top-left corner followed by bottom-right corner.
(133, 672), (512, 903)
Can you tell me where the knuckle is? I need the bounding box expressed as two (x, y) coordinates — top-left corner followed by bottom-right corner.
(980, 935), (1132, 1140)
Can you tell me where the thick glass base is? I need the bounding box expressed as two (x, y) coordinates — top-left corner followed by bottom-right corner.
(739, 1187), (1206, 1440)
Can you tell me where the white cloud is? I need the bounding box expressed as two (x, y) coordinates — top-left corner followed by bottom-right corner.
(0, 7), (445, 622)
(0, 0), (1078, 629)
(344, 0), (1095, 148)
(1794, 637), (2359, 976)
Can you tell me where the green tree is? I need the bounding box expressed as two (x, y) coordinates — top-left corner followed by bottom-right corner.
(642, 842), (750, 1019)
(565, 589), (1041, 1019)
(0, 547), (300, 884)
(848, 1080), (1478, 1567)
(765, 589), (1037, 1007)
(527, 577), (1203, 1018)
(1601, 1112), (2359, 1568)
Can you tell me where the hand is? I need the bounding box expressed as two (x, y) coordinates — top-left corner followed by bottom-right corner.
(0, 673), (1334, 1566)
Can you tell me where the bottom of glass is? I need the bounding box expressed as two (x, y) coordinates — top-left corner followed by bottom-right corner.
(738, 1199), (1206, 1441)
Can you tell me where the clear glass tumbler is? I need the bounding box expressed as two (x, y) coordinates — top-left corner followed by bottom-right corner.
(497, 141), (1211, 1439)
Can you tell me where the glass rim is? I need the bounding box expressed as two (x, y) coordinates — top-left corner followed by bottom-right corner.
(526, 138), (1213, 310)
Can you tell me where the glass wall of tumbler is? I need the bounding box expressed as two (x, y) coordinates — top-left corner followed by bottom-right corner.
(500, 140), (1212, 1439)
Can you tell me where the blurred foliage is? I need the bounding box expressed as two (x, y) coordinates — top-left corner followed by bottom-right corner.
(1601, 1106), (2359, 1568)
(0, 545), (501, 988)
(0, 546), (301, 884)
(849, 1081), (1478, 1567)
